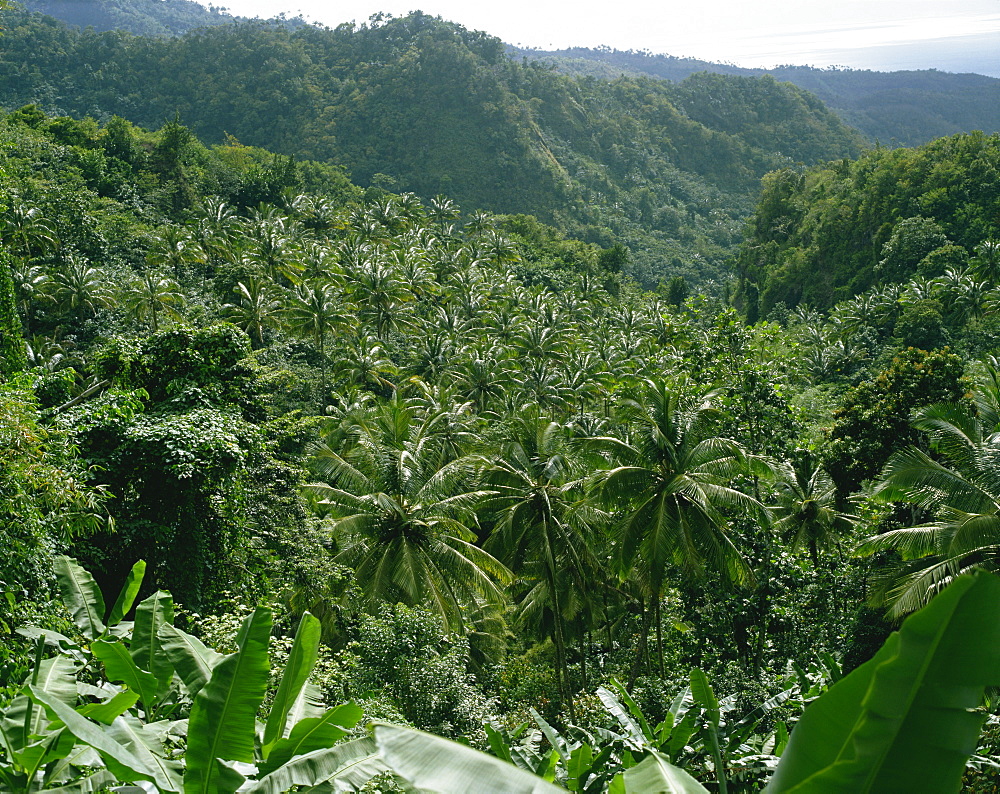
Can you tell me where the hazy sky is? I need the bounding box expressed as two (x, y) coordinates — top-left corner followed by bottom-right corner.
(202, 0), (1000, 76)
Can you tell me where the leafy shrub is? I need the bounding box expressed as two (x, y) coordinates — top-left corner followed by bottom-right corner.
(345, 604), (496, 740)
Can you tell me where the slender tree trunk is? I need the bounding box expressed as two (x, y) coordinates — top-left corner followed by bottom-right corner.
(319, 331), (328, 404)
(655, 596), (665, 676)
(544, 522), (575, 722)
(752, 545), (772, 677)
(752, 476), (772, 678)
(628, 595), (652, 690)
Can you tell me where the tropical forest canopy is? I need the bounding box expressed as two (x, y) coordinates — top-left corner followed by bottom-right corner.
(2, 6), (1000, 792)
(0, 6), (867, 287)
(21, 0), (238, 36)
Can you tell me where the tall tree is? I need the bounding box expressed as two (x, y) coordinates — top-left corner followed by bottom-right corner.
(306, 394), (510, 632)
(592, 379), (758, 677)
(861, 376), (1000, 615)
(772, 450), (856, 567)
(121, 270), (185, 333)
(0, 250), (26, 375)
(481, 414), (603, 721)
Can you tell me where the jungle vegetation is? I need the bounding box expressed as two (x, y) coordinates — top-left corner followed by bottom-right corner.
(0, 54), (999, 792)
(0, 7), (867, 288)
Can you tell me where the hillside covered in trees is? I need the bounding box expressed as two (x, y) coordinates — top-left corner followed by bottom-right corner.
(521, 46), (1000, 147)
(21, 0), (237, 36)
(0, 7), (868, 287)
(16, 0), (1000, 151)
(737, 131), (1000, 317)
(3, 87), (1000, 790)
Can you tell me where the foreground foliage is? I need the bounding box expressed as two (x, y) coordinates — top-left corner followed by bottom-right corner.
(1, 557), (385, 792)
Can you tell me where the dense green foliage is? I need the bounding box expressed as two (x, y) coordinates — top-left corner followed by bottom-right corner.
(737, 131), (1000, 314)
(4, 85), (1000, 791)
(8, 555), (997, 792)
(522, 46), (1000, 147)
(22, 0), (237, 37)
(0, 8), (866, 286)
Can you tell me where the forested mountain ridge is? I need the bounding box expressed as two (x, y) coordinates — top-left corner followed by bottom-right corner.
(18, 0), (1000, 151)
(20, 0), (237, 36)
(0, 8), (866, 285)
(521, 46), (1000, 147)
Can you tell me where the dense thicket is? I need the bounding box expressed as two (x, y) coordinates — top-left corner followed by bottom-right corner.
(0, 8), (866, 286)
(736, 131), (1000, 315)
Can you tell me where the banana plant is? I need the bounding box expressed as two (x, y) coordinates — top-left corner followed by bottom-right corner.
(374, 571), (1000, 794)
(2, 557), (387, 793)
(0, 556), (157, 793)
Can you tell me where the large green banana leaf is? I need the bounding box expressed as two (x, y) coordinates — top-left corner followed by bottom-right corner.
(91, 641), (159, 718)
(157, 623), (223, 698)
(610, 752), (709, 793)
(131, 590), (175, 691)
(106, 560), (146, 628)
(261, 611), (321, 758)
(183, 607), (272, 794)
(375, 722), (567, 793)
(243, 737), (387, 793)
(52, 557), (105, 641)
(27, 685), (162, 788)
(765, 571), (1000, 793)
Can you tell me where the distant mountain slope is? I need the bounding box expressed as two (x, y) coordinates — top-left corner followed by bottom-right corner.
(0, 9), (866, 285)
(519, 47), (1000, 147)
(20, 0), (236, 36)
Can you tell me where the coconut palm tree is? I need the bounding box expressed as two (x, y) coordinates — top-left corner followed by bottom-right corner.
(9, 260), (51, 334)
(772, 450), (856, 567)
(591, 379), (759, 676)
(283, 279), (352, 395)
(147, 226), (205, 282)
(480, 414), (605, 721)
(121, 270), (185, 333)
(349, 259), (415, 338)
(223, 278), (284, 348)
(1, 199), (59, 259)
(333, 333), (399, 396)
(861, 389), (1000, 616)
(50, 254), (111, 319)
(305, 394), (510, 632)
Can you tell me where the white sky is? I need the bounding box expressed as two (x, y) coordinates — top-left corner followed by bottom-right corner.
(202, 0), (1000, 75)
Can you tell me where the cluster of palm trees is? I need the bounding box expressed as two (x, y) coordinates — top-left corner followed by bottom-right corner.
(301, 373), (859, 718)
(861, 360), (1000, 616)
(788, 238), (1000, 383)
(3, 195), (187, 347)
(10, 183), (1000, 713)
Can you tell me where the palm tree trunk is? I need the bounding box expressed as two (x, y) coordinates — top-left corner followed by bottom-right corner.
(752, 547), (772, 677)
(544, 523), (575, 722)
(655, 595), (665, 676)
(628, 595), (652, 689)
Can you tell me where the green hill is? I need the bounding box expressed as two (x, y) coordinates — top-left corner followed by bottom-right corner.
(0, 8), (866, 285)
(521, 47), (1000, 148)
(20, 0), (237, 36)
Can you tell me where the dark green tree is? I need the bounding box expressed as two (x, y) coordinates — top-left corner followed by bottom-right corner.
(824, 348), (967, 496)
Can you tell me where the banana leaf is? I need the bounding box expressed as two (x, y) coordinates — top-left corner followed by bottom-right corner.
(53, 557), (105, 641)
(183, 607), (271, 794)
(374, 722), (566, 793)
(765, 571), (1000, 793)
